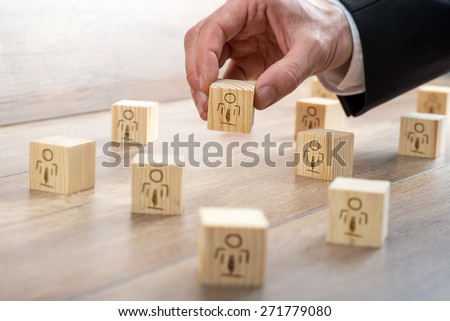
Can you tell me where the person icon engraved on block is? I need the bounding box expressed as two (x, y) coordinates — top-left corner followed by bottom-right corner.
(407, 122), (429, 154)
(423, 94), (442, 114)
(35, 148), (58, 188)
(217, 93), (241, 127)
(339, 197), (368, 238)
(117, 109), (139, 142)
(302, 106), (321, 129)
(214, 233), (250, 278)
(141, 169), (169, 211)
(303, 140), (324, 174)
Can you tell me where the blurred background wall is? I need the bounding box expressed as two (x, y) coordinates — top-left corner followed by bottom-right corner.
(0, 0), (225, 125)
(2, 0), (448, 126)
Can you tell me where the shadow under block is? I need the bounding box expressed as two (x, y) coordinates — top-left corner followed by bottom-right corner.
(296, 129), (354, 180)
(29, 136), (96, 195)
(207, 79), (256, 134)
(327, 177), (390, 248)
(131, 154), (184, 215)
(199, 207), (269, 287)
(417, 85), (450, 115)
(398, 112), (446, 159)
(310, 77), (338, 99)
(295, 97), (344, 134)
(111, 100), (158, 145)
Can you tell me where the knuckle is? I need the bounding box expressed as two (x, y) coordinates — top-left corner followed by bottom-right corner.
(280, 61), (301, 92)
(185, 69), (198, 86)
(308, 34), (332, 72)
(184, 28), (196, 49)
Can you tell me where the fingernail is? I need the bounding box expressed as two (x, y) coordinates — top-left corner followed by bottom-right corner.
(200, 109), (208, 121)
(195, 91), (208, 114)
(257, 86), (276, 109)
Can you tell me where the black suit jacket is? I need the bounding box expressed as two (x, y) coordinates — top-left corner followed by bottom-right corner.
(337, 0), (450, 116)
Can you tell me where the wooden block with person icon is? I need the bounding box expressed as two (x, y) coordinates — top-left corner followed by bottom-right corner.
(131, 153), (184, 215)
(296, 129), (354, 181)
(207, 79), (256, 134)
(398, 112), (446, 159)
(29, 136), (96, 195)
(111, 100), (159, 145)
(310, 76), (338, 99)
(295, 97), (344, 135)
(327, 177), (390, 248)
(417, 85), (450, 115)
(199, 207), (269, 287)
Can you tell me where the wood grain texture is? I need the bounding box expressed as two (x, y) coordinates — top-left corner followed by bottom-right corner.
(327, 177), (390, 248)
(417, 85), (450, 115)
(131, 154), (184, 215)
(296, 129), (354, 180)
(295, 97), (344, 134)
(0, 0), (225, 125)
(111, 100), (159, 145)
(84, 165), (450, 300)
(207, 79), (256, 134)
(398, 112), (446, 158)
(1, 79), (450, 300)
(199, 208), (268, 287)
(310, 77), (337, 99)
(29, 136), (96, 194)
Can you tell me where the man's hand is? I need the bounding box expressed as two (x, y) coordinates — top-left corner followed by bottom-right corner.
(184, 0), (353, 120)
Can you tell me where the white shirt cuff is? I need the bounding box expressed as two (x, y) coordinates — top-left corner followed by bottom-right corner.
(317, 0), (366, 96)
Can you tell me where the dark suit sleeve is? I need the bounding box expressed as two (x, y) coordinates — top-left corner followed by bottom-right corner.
(337, 0), (450, 116)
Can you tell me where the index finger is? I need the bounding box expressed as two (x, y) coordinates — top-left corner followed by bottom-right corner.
(195, 1), (248, 93)
(184, 19), (207, 118)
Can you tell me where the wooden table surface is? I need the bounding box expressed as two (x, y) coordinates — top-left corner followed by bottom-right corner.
(0, 0), (223, 125)
(1, 81), (450, 300)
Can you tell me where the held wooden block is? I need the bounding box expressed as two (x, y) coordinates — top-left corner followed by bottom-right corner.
(398, 112), (446, 159)
(296, 129), (354, 180)
(327, 177), (390, 248)
(417, 85), (450, 115)
(199, 207), (269, 287)
(131, 153), (184, 215)
(295, 97), (344, 134)
(310, 77), (337, 99)
(111, 100), (158, 145)
(29, 136), (96, 195)
(207, 79), (256, 134)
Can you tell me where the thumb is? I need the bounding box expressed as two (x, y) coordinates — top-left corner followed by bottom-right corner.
(255, 48), (312, 109)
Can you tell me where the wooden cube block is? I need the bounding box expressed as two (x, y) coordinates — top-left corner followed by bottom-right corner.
(296, 129), (354, 180)
(207, 79), (256, 134)
(327, 177), (390, 248)
(29, 136), (96, 195)
(131, 153), (184, 215)
(199, 207), (269, 287)
(398, 112), (446, 159)
(417, 85), (450, 115)
(111, 100), (158, 145)
(295, 97), (344, 134)
(311, 77), (337, 99)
